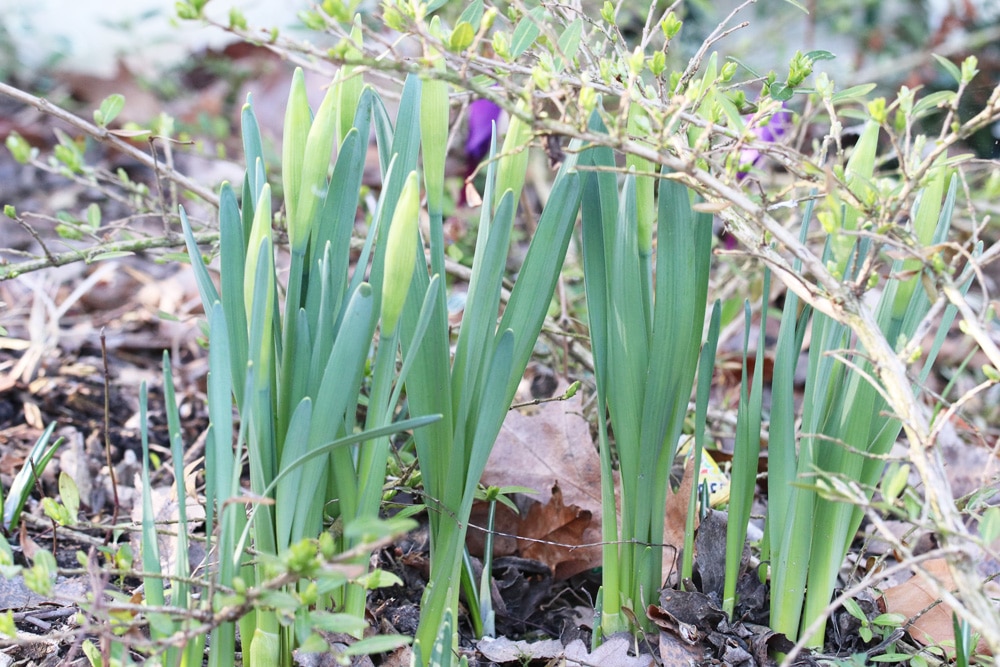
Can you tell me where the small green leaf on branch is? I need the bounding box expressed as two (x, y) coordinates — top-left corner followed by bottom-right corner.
(94, 94), (125, 127)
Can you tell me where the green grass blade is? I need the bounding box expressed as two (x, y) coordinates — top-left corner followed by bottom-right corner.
(452, 190), (515, 436)
(238, 413), (440, 563)
(139, 381), (164, 607)
(388, 274), (441, 411)
(493, 109), (532, 208)
(161, 352), (204, 664)
(420, 74), (447, 218)
(266, 415), (441, 497)
(683, 300), (721, 586)
(771, 307), (849, 640)
(309, 91), (371, 287)
(203, 302), (233, 550)
(606, 174), (647, 477)
(240, 174), (255, 248)
(243, 184), (273, 327)
(604, 175), (648, 601)
(626, 107), (654, 333)
(830, 119), (879, 269)
(336, 17), (365, 148)
(463, 330), (515, 509)
(348, 154), (395, 320)
(282, 68), (311, 247)
(241, 96), (265, 203)
(379, 75), (423, 214)
(420, 72), (448, 279)
(765, 204), (813, 553)
(399, 249), (454, 545)
(381, 171), (421, 336)
(890, 166), (947, 321)
(244, 237), (279, 571)
(362, 77), (422, 331)
(138, 381), (172, 646)
(275, 397), (313, 548)
(3, 422), (60, 531)
(724, 277), (768, 616)
(219, 182), (249, 409)
(304, 283), (377, 533)
(496, 171), (581, 400)
(179, 206), (220, 310)
(634, 177), (712, 594)
(205, 303), (245, 665)
(578, 115), (622, 635)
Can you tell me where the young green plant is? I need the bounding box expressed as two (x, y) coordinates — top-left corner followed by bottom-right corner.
(579, 111), (714, 638)
(178, 67), (441, 664)
(397, 74), (584, 661)
(755, 160), (972, 646)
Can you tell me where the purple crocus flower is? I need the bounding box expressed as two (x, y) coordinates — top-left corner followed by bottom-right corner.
(738, 106), (793, 179)
(720, 106), (793, 249)
(465, 98), (503, 166)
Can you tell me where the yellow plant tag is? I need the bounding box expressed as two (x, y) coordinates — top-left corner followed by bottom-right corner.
(677, 437), (731, 508)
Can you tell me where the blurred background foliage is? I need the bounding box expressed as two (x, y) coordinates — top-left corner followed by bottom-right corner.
(3, 0), (996, 156)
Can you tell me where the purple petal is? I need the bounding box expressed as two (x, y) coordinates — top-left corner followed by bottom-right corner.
(758, 109), (792, 142)
(465, 99), (503, 164)
(738, 147), (761, 173)
(738, 106), (793, 179)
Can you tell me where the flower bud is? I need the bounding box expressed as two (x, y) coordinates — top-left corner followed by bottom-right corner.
(249, 629), (279, 667)
(282, 69), (311, 247)
(381, 171), (421, 336)
(661, 12), (682, 39)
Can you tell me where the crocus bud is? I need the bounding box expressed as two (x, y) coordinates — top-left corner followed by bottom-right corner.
(381, 171), (420, 336)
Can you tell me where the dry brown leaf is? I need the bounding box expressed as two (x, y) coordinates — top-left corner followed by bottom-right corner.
(18, 521), (42, 561)
(477, 635), (653, 667)
(518, 483), (594, 579)
(658, 630), (707, 664)
(376, 646), (412, 667)
(481, 380), (696, 583)
(480, 381), (606, 578)
(485, 382), (603, 512)
(563, 635), (655, 667)
(664, 457), (696, 582)
(476, 636), (563, 662)
(881, 558), (990, 657)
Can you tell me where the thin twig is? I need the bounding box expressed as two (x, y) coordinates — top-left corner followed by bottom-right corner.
(0, 81), (220, 207)
(0, 230), (218, 281)
(676, 0), (756, 91)
(100, 330), (120, 541)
